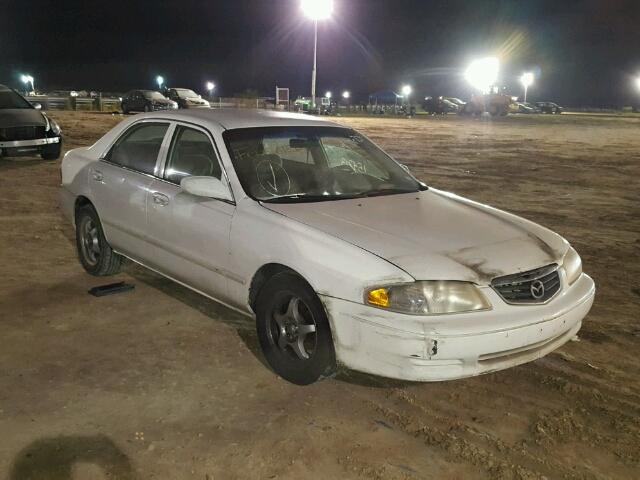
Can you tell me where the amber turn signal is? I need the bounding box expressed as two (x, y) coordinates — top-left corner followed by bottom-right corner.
(367, 288), (390, 308)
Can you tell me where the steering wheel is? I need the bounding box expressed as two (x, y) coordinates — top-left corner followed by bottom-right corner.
(256, 159), (291, 196)
(331, 163), (358, 175)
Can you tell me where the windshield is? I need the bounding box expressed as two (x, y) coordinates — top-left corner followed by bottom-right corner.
(175, 89), (198, 98)
(0, 90), (33, 109)
(223, 127), (422, 203)
(143, 91), (166, 100)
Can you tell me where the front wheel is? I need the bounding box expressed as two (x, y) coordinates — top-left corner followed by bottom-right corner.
(255, 272), (336, 385)
(75, 204), (123, 276)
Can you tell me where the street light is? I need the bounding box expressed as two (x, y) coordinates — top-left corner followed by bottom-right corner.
(156, 75), (164, 90)
(465, 57), (499, 94)
(206, 82), (215, 99)
(301, 0), (334, 110)
(21, 74), (35, 94)
(325, 91), (332, 99)
(520, 72), (534, 103)
(402, 85), (412, 97)
(342, 91), (350, 99)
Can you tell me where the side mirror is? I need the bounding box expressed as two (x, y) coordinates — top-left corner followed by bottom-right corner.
(181, 176), (233, 202)
(33, 103), (42, 110)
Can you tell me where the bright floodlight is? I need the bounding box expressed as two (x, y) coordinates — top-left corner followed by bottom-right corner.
(465, 57), (500, 93)
(301, 0), (334, 20)
(206, 82), (215, 92)
(402, 85), (412, 96)
(325, 91), (332, 99)
(342, 91), (350, 99)
(520, 72), (534, 88)
(156, 76), (164, 88)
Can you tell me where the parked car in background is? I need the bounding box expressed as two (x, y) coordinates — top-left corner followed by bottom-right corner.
(444, 97), (466, 109)
(166, 88), (210, 109)
(423, 96), (459, 115)
(513, 102), (541, 114)
(536, 102), (563, 114)
(59, 109), (595, 385)
(121, 90), (177, 114)
(0, 84), (62, 160)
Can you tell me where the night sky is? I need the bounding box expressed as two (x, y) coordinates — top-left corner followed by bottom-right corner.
(1, 0), (638, 106)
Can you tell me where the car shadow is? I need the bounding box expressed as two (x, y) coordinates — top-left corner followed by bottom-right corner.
(9, 434), (136, 480)
(0, 157), (47, 172)
(125, 264), (270, 371)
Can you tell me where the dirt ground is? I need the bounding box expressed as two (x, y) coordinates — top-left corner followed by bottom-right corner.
(1, 111), (639, 480)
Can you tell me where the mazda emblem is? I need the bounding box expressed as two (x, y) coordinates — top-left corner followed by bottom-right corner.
(530, 280), (545, 300)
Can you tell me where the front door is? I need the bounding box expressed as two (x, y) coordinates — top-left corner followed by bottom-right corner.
(146, 124), (236, 302)
(89, 121), (170, 263)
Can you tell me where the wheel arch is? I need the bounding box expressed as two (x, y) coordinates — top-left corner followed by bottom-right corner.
(74, 195), (94, 218)
(248, 263), (316, 312)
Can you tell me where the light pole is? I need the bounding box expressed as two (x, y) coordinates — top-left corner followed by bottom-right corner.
(21, 74), (35, 94)
(301, 0), (333, 111)
(465, 57), (499, 94)
(206, 82), (215, 100)
(520, 72), (534, 103)
(465, 57), (500, 114)
(156, 75), (164, 90)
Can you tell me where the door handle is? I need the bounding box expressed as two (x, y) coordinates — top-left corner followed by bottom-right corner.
(92, 171), (103, 182)
(152, 192), (170, 207)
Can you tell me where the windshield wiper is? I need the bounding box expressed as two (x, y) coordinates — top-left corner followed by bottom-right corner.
(262, 193), (362, 204)
(359, 188), (420, 198)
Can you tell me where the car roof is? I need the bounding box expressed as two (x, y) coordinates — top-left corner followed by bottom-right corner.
(0, 84), (13, 92)
(140, 109), (341, 130)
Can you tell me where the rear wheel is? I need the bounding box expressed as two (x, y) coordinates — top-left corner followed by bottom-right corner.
(75, 204), (123, 276)
(255, 272), (336, 385)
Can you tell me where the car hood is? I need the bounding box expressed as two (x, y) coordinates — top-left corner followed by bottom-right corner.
(263, 189), (568, 285)
(0, 109), (46, 128)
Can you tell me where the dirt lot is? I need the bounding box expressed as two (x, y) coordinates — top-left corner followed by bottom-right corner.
(1, 111), (639, 480)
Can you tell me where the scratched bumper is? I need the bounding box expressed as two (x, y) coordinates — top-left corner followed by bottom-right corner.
(321, 273), (595, 382)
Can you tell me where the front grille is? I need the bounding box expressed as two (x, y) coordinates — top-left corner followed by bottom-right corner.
(491, 264), (561, 304)
(0, 126), (46, 141)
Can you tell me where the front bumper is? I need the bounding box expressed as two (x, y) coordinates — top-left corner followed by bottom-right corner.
(0, 136), (60, 156)
(321, 273), (595, 382)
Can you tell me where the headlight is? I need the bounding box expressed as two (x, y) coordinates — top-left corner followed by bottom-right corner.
(44, 115), (61, 135)
(563, 247), (582, 285)
(366, 281), (492, 315)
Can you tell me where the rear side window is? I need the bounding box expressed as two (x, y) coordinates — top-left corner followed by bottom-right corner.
(164, 126), (222, 184)
(107, 123), (168, 175)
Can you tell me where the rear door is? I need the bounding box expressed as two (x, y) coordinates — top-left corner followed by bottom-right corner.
(146, 123), (236, 302)
(90, 121), (172, 263)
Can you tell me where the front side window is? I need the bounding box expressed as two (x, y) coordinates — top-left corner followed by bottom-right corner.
(223, 127), (421, 203)
(164, 126), (222, 185)
(107, 123), (168, 175)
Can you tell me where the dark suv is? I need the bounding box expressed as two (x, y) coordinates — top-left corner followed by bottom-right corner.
(121, 90), (178, 114)
(536, 102), (563, 114)
(0, 84), (62, 160)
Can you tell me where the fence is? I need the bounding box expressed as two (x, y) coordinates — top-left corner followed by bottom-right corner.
(26, 95), (122, 112)
(26, 95), (281, 112)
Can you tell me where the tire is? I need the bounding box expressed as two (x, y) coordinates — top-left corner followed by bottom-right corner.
(41, 140), (62, 160)
(75, 204), (123, 276)
(255, 272), (336, 385)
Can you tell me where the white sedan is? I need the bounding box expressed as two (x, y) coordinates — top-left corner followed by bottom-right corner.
(59, 110), (595, 385)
